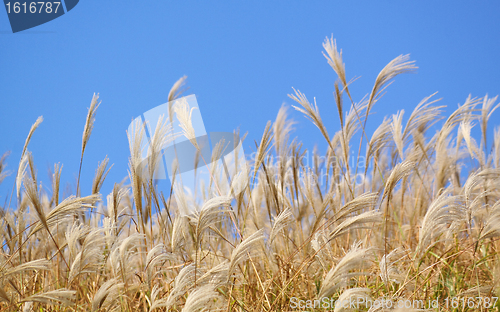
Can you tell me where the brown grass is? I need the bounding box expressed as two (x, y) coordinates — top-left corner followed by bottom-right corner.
(1, 37), (500, 312)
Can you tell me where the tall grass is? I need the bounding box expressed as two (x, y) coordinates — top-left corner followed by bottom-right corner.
(1, 37), (500, 312)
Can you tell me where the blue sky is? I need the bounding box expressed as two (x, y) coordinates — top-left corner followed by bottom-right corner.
(1, 1), (500, 205)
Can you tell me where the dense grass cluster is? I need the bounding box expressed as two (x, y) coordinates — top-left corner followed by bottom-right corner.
(1, 38), (500, 311)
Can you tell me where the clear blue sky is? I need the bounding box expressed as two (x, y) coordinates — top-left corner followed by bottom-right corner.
(1, 1), (500, 205)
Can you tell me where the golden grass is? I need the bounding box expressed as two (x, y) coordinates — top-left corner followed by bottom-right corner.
(1, 38), (500, 312)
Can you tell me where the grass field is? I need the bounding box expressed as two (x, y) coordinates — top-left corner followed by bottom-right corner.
(1, 37), (500, 311)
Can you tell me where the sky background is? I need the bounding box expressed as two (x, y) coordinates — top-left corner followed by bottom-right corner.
(1, 1), (500, 206)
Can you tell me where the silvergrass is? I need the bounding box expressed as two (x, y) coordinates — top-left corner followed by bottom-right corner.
(0, 152), (10, 186)
(10, 116), (42, 208)
(318, 241), (373, 298)
(2, 38), (500, 312)
(91, 156), (112, 195)
(77, 93), (100, 197)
